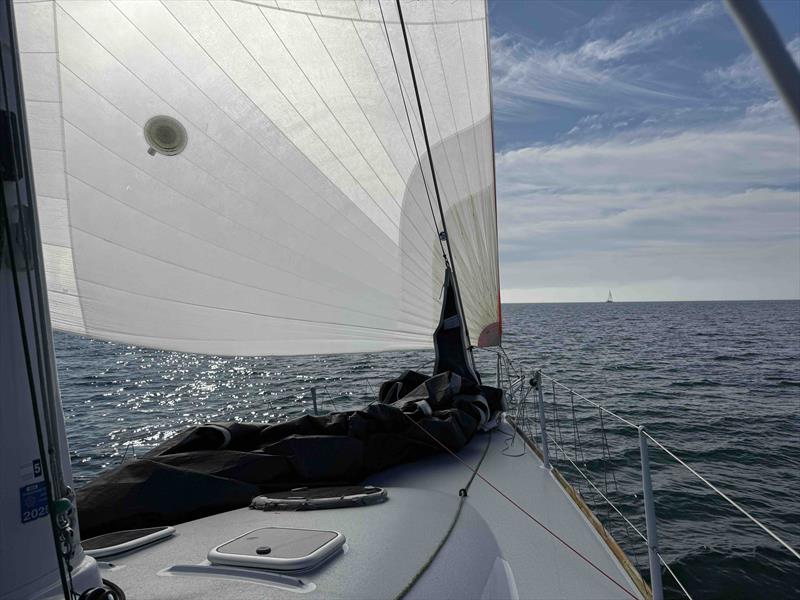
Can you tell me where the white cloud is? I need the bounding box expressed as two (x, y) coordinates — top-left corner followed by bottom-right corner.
(497, 108), (798, 200)
(501, 237), (800, 302)
(490, 33), (680, 116)
(576, 2), (720, 63)
(489, 4), (800, 302)
(490, 2), (720, 117)
(496, 100), (800, 301)
(705, 36), (800, 92)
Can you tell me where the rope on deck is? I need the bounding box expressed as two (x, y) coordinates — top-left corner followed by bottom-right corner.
(395, 430), (493, 600)
(397, 409), (641, 600)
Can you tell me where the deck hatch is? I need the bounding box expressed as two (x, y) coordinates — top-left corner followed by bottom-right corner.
(83, 525), (175, 558)
(250, 485), (387, 511)
(208, 527), (345, 572)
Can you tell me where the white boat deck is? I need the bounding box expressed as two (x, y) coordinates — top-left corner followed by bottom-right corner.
(370, 419), (645, 600)
(96, 419), (645, 599)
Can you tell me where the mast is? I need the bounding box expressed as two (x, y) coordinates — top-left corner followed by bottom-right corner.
(0, 2), (102, 597)
(725, 0), (800, 127)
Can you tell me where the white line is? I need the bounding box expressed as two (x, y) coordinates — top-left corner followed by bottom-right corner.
(644, 431), (800, 561)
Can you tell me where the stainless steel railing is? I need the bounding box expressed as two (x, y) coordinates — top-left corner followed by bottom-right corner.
(494, 354), (799, 600)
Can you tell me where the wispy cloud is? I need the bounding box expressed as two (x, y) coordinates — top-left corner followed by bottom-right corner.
(491, 2), (720, 118)
(705, 36), (800, 93)
(577, 2), (720, 62)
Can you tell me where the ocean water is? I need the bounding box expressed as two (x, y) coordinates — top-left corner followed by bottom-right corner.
(55, 300), (800, 599)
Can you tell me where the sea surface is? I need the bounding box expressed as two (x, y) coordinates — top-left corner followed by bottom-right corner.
(55, 300), (800, 599)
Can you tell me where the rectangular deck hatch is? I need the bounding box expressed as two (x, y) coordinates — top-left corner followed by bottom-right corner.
(208, 527), (345, 572)
(83, 526), (175, 558)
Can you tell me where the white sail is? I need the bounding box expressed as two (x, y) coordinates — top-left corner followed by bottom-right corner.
(14, 0), (500, 355)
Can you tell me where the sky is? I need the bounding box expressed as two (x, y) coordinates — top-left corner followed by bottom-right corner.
(487, 0), (800, 302)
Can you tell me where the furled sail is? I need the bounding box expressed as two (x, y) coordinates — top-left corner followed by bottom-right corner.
(15, 0), (500, 355)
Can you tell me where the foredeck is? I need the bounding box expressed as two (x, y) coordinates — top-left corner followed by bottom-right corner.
(370, 419), (646, 600)
(97, 419), (645, 599)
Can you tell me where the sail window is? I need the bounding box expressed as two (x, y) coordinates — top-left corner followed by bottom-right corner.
(144, 115), (188, 156)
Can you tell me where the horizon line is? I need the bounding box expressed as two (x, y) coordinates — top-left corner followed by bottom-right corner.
(500, 298), (800, 304)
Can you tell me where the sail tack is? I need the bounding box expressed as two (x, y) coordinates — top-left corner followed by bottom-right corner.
(15, 0), (500, 355)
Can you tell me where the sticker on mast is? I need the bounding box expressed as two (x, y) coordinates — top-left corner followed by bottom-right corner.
(20, 481), (48, 523)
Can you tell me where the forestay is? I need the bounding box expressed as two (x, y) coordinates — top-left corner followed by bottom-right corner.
(15, 0), (500, 355)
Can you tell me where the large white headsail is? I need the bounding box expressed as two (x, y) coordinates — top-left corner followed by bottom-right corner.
(15, 0), (500, 355)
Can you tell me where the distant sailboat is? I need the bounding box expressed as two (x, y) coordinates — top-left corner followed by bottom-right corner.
(607, 290), (614, 303)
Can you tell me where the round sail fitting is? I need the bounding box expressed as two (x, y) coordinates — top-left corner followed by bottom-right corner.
(144, 115), (188, 156)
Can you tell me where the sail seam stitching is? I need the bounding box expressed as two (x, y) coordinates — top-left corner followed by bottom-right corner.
(211, 2), (420, 248)
(78, 2), (432, 281)
(60, 167), (433, 320)
(50, 1), (86, 332)
(394, 0), (473, 345)
(54, 56), (434, 310)
(57, 107), (434, 315)
(262, 2), (440, 255)
(232, 0), (486, 26)
(67, 219), (434, 331)
(376, 0), (446, 265)
(307, 1), (441, 244)
(482, 0), (502, 341)
(69, 269), (437, 338)
(148, 0), (429, 274)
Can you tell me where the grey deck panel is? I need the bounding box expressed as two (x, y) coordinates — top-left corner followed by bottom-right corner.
(369, 421), (644, 599)
(98, 486), (464, 600)
(97, 419), (643, 599)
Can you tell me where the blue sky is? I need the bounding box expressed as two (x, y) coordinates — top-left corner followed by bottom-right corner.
(488, 0), (800, 302)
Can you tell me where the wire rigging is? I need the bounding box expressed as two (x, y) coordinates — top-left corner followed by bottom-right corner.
(391, 0), (450, 250)
(376, 0), (447, 265)
(396, 408), (640, 600)
(391, 0), (472, 343)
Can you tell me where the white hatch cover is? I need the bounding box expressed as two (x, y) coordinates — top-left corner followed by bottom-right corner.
(208, 527), (345, 572)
